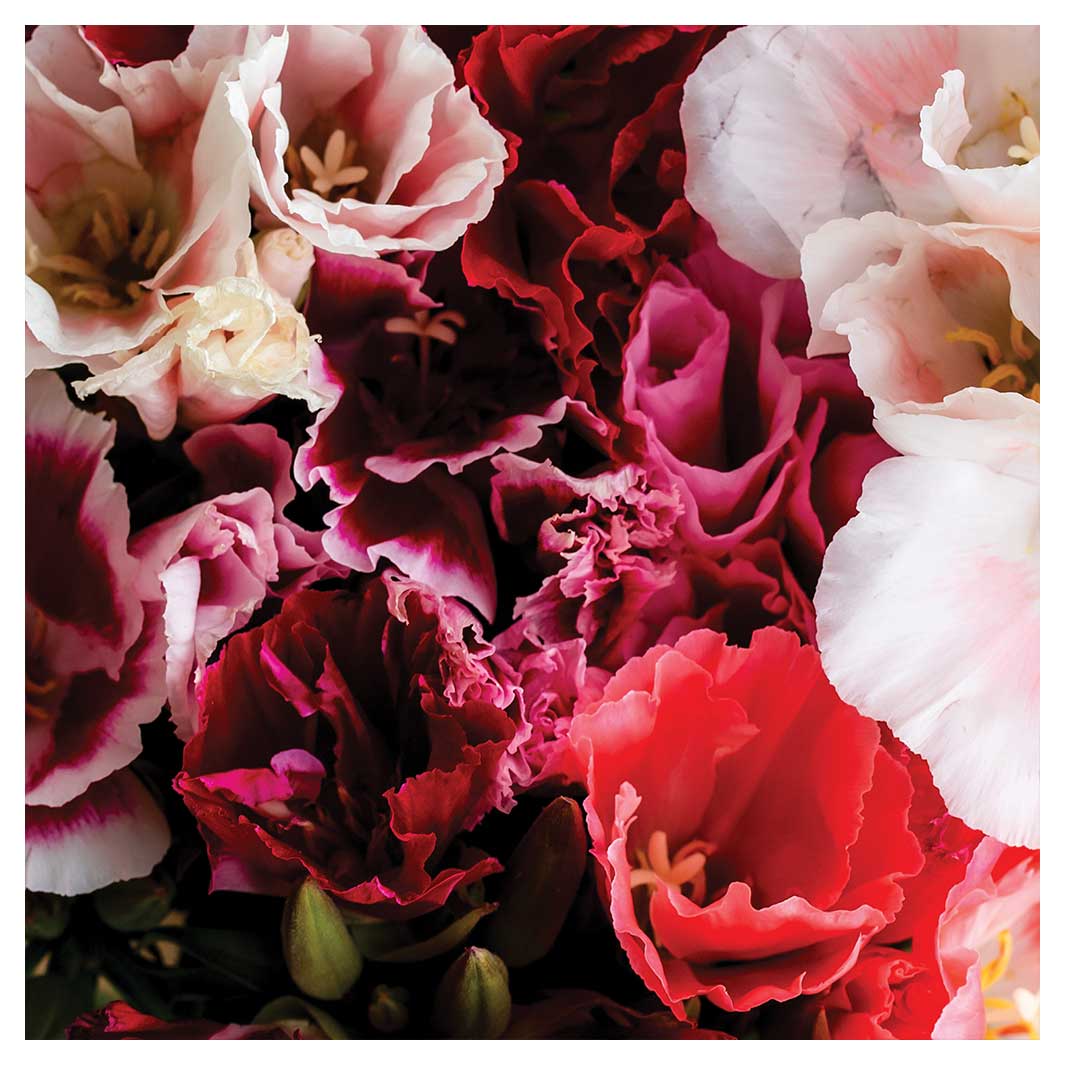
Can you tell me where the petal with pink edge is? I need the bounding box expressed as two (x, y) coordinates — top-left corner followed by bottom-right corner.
(26, 769), (170, 896)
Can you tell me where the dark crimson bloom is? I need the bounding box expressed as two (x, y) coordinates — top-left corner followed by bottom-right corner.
(458, 26), (720, 424)
(176, 573), (517, 917)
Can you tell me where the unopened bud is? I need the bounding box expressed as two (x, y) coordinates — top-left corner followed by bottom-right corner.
(281, 879), (363, 1001)
(26, 891), (70, 940)
(368, 985), (410, 1034)
(93, 873), (175, 933)
(254, 228), (315, 305)
(485, 796), (586, 967)
(433, 947), (511, 1039)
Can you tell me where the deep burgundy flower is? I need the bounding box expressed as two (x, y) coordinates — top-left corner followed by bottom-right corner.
(176, 573), (518, 917)
(297, 244), (581, 620)
(458, 26), (719, 423)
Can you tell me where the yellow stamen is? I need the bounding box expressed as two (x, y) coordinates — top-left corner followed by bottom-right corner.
(62, 282), (121, 308)
(946, 326), (1003, 366)
(1010, 316), (1035, 360)
(129, 207), (156, 263)
(1007, 115), (1040, 163)
(38, 253), (106, 281)
(143, 228), (170, 271)
(101, 187), (130, 245)
(981, 930), (1013, 990)
(981, 364), (1028, 393)
(91, 210), (116, 260)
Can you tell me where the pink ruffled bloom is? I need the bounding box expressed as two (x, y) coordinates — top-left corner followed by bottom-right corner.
(132, 422), (338, 741)
(680, 26), (1039, 278)
(25, 372), (168, 895)
(25, 26), (278, 369)
(231, 25), (507, 256)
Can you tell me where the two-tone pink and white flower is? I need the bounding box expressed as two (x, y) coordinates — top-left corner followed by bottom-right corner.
(229, 24), (508, 257)
(26, 372), (169, 895)
(680, 25), (1039, 278)
(132, 422), (339, 741)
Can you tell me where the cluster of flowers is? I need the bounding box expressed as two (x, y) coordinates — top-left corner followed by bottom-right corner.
(25, 25), (1038, 1041)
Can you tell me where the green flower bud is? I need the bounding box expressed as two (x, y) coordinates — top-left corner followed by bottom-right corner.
(368, 985), (410, 1034)
(432, 947), (511, 1039)
(485, 796), (586, 967)
(26, 891), (71, 941)
(281, 879), (363, 1001)
(92, 874), (175, 933)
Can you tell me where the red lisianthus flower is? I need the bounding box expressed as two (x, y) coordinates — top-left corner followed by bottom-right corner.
(570, 627), (923, 1020)
(68, 1003), (304, 1040)
(176, 573), (517, 918)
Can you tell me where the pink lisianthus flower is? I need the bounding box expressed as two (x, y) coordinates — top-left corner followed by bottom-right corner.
(25, 372), (168, 895)
(229, 25), (507, 257)
(131, 422), (339, 741)
(680, 26), (1039, 278)
(804, 212), (1039, 848)
(72, 238), (327, 439)
(24, 26), (280, 369)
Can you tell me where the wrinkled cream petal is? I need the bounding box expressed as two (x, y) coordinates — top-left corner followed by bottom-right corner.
(816, 455), (1038, 847)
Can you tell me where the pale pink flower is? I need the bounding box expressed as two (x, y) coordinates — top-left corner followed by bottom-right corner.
(807, 212), (1039, 848)
(25, 26), (279, 369)
(680, 26), (1039, 278)
(73, 240), (327, 439)
(230, 25), (508, 256)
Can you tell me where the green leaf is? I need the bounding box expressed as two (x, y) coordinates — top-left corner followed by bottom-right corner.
(254, 995), (349, 1039)
(371, 904), (497, 964)
(26, 972), (95, 1039)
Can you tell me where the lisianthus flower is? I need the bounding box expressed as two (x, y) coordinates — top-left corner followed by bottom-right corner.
(176, 574), (516, 917)
(619, 228), (891, 605)
(227, 24), (507, 257)
(806, 212), (1039, 848)
(131, 422), (337, 741)
(24, 26), (276, 368)
(73, 239), (327, 439)
(25, 371), (168, 895)
(68, 1002), (313, 1039)
(296, 244), (576, 620)
(570, 627), (922, 1020)
(680, 26), (1039, 278)
(459, 26), (717, 418)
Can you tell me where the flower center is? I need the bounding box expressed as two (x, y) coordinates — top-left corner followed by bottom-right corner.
(630, 829), (715, 906)
(28, 187), (173, 310)
(384, 307), (467, 407)
(286, 125), (369, 202)
(945, 316), (1040, 402)
(1007, 114), (1040, 164)
(26, 609), (59, 722)
(981, 930), (1039, 1039)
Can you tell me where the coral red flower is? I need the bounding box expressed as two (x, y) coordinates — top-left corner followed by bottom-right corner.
(570, 627), (923, 1019)
(68, 1002), (304, 1040)
(176, 574), (516, 917)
